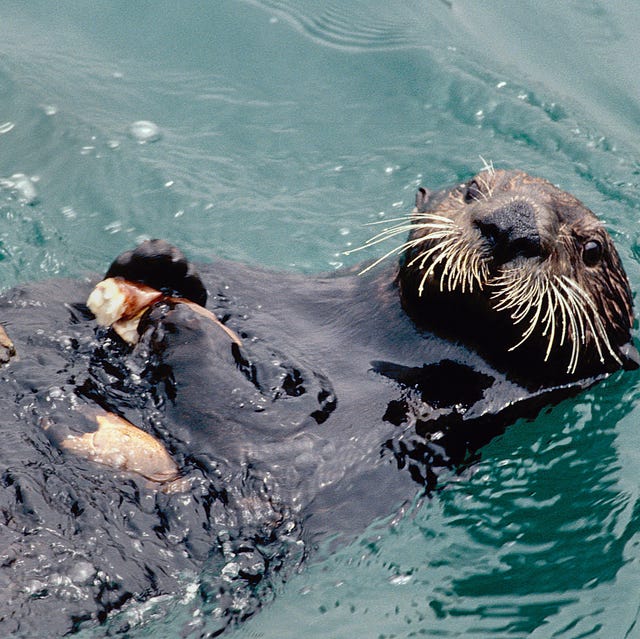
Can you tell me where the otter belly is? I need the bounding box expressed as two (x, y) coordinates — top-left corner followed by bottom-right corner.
(0, 264), (583, 635)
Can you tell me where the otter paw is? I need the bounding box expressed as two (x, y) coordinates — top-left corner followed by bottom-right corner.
(105, 239), (207, 307)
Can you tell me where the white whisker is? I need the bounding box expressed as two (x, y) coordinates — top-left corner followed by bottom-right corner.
(492, 263), (621, 374)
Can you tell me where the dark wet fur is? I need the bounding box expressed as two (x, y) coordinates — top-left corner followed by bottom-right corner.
(0, 166), (636, 637)
(0, 255), (610, 636)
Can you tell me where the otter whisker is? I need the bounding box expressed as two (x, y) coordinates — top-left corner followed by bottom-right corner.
(458, 238), (489, 293)
(492, 269), (606, 374)
(354, 228), (457, 276)
(363, 213), (455, 227)
(555, 278), (587, 344)
(512, 283), (547, 347)
(479, 155), (496, 178)
(492, 270), (539, 320)
(409, 236), (459, 270)
(344, 214), (457, 256)
(418, 241), (465, 295)
(364, 217), (455, 238)
(456, 247), (479, 292)
(553, 291), (578, 373)
(556, 276), (622, 366)
(475, 174), (492, 201)
(349, 222), (452, 252)
(429, 233), (489, 294)
(348, 204), (492, 296)
(356, 238), (432, 275)
(364, 212), (456, 234)
(346, 214), (463, 279)
(416, 234), (484, 295)
(430, 248), (462, 293)
(506, 282), (539, 322)
(550, 280), (569, 348)
(445, 248), (468, 292)
(491, 269), (562, 357)
(553, 278), (593, 373)
(540, 286), (558, 362)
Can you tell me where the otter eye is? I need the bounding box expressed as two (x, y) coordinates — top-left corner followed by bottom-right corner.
(464, 180), (482, 203)
(583, 240), (603, 266)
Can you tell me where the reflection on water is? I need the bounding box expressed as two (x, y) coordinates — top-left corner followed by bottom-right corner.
(0, 0), (639, 637)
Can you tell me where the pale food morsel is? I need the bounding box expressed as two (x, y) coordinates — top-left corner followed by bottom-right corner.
(87, 276), (242, 345)
(44, 410), (179, 483)
(86, 277), (163, 343)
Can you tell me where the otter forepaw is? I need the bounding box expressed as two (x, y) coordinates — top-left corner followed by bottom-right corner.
(105, 239), (207, 307)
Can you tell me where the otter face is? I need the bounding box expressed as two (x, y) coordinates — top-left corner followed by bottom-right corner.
(359, 169), (637, 379)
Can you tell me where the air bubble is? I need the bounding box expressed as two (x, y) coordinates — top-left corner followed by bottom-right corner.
(128, 120), (162, 144)
(0, 173), (38, 204)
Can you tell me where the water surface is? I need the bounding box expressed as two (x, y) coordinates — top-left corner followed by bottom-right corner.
(1, 1), (640, 637)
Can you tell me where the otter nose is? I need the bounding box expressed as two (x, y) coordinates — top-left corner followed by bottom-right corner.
(475, 200), (541, 264)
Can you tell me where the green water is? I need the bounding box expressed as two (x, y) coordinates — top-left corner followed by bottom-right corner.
(1, 1), (640, 637)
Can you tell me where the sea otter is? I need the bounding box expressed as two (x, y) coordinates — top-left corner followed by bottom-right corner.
(0, 169), (635, 636)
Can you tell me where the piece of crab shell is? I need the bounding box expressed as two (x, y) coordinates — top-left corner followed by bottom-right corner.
(0, 325), (15, 364)
(87, 277), (163, 344)
(166, 296), (243, 346)
(111, 316), (145, 344)
(44, 410), (180, 484)
(87, 278), (243, 346)
(87, 277), (163, 328)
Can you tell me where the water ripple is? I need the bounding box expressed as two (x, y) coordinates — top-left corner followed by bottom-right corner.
(240, 0), (435, 51)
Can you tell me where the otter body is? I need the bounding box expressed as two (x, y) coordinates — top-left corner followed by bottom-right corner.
(0, 169), (635, 635)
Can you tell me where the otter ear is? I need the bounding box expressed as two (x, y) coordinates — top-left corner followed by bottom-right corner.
(415, 187), (431, 210)
(619, 341), (640, 370)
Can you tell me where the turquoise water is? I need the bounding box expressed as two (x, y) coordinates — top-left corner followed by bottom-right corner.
(2, 1), (640, 637)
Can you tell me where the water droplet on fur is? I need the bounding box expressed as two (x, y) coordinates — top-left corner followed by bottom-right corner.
(68, 561), (95, 585)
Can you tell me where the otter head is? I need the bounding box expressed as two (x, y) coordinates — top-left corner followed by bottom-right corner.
(369, 169), (638, 383)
